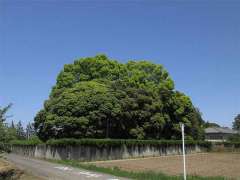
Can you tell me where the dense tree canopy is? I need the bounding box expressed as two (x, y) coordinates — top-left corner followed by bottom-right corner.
(34, 55), (204, 141)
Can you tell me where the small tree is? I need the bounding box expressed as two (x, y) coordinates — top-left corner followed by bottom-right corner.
(16, 121), (26, 140)
(0, 123), (7, 142)
(204, 121), (220, 128)
(26, 122), (35, 139)
(10, 120), (15, 129)
(233, 114), (240, 131)
(0, 104), (18, 142)
(0, 104), (12, 123)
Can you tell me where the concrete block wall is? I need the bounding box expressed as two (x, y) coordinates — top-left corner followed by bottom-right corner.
(10, 144), (205, 161)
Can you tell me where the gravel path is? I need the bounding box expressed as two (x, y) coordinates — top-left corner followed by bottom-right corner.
(6, 154), (126, 180)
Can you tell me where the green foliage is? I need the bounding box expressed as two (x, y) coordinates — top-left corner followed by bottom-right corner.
(0, 104), (37, 144)
(0, 105), (18, 143)
(8, 138), (211, 150)
(45, 138), (212, 149)
(233, 114), (240, 130)
(10, 137), (42, 146)
(204, 121), (220, 128)
(26, 122), (36, 139)
(34, 55), (204, 141)
(0, 104), (12, 123)
(15, 121), (26, 140)
(0, 123), (12, 142)
(228, 134), (240, 142)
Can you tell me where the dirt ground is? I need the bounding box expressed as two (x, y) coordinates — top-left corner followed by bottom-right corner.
(92, 153), (240, 179)
(0, 160), (8, 167)
(0, 158), (42, 180)
(0, 158), (23, 179)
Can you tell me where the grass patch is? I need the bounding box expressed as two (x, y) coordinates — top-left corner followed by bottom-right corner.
(47, 159), (226, 180)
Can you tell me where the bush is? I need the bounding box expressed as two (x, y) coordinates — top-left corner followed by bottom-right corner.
(7, 138), (212, 150)
(223, 141), (240, 148)
(10, 138), (43, 146)
(45, 138), (210, 148)
(228, 134), (240, 142)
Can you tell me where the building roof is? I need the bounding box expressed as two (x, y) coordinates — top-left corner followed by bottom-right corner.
(205, 127), (238, 134)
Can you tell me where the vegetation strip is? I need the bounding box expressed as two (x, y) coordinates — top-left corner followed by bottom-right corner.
(8, 138), (240, 149)
(8, 138), (212, 148)
(47, 159), (226, 180)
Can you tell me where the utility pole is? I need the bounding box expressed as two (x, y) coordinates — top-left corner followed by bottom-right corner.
(181, 123), (187, 180)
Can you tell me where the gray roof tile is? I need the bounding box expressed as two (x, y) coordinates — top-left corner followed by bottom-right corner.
(205, 127), (238, 134)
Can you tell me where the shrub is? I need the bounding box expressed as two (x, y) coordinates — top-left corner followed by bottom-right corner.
(10, 138), (43, 146)
(46, 138), (210, 148)
(8, 138), (212, 150)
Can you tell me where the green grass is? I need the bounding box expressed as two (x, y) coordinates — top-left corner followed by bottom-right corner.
(47, 159), (227, 180)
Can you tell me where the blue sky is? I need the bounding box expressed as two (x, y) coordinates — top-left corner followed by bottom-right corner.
(0, 0), (239, 128)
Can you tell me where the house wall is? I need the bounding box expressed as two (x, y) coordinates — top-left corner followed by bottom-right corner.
(205, 133), (232, 142)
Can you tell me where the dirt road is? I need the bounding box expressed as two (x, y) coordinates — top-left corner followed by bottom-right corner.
(5, 154), (125, 180)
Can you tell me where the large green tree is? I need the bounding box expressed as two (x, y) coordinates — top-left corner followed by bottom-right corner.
(233, 114), (240, 131)
(34, 55), (204, 141)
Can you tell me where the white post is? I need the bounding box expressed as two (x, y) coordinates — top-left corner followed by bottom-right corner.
(181, 123), (187, 180)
